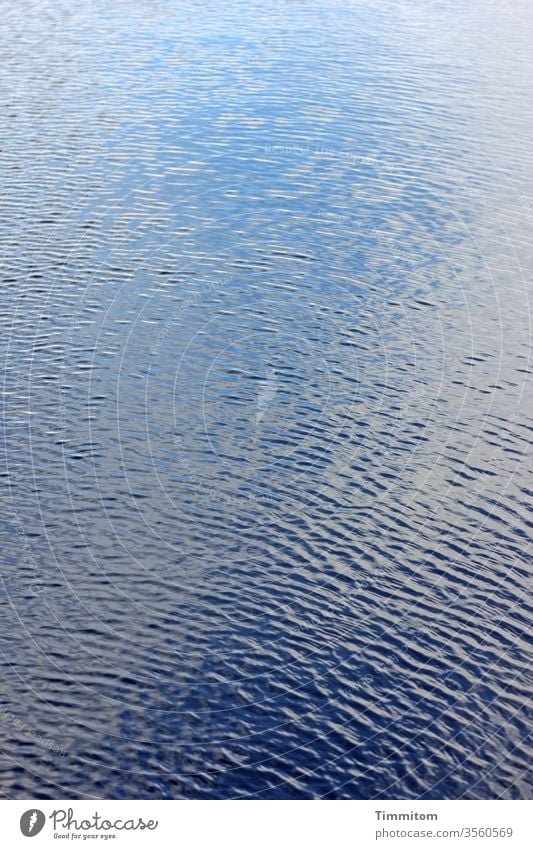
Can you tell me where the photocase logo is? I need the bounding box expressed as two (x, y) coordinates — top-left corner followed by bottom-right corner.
(20, 810), (45, 837)
(256, 367), (278, 425)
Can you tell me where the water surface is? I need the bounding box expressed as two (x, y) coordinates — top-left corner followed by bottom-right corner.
(1, 0), (532, 799)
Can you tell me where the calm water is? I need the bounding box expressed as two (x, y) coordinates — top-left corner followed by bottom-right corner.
(1, 0), (532, 799)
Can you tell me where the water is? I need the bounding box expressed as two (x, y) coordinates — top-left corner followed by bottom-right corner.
(1, 0), (532, 799)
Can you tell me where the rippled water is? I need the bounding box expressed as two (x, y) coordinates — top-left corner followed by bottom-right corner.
(1, 0), (532, 800)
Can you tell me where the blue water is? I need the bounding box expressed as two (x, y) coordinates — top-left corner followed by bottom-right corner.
(1, 0), (532, 799)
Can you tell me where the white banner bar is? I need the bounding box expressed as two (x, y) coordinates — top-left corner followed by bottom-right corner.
(1, 799), (531, 849)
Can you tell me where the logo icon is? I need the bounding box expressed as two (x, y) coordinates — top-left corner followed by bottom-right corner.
(20, 810), (45, 837)
(256, 367), (278, 425)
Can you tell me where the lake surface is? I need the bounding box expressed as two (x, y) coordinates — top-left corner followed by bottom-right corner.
(1, 0), (532, 799)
